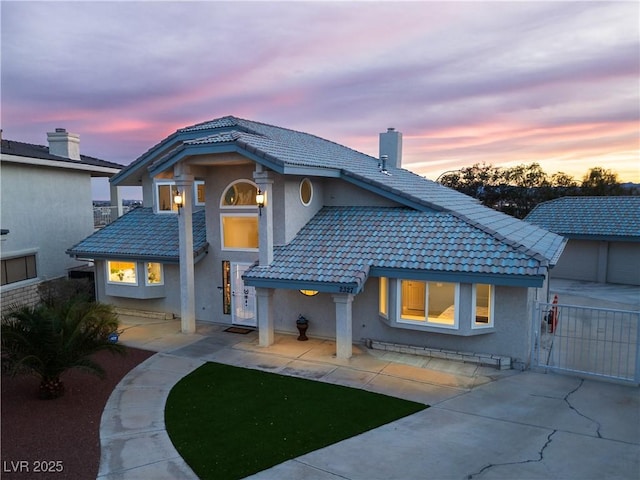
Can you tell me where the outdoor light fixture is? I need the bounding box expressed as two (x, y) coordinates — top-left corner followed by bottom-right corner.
(256, 189), (265, 216)
(174, 189), (183, 214)
(299, 289), (319, 297)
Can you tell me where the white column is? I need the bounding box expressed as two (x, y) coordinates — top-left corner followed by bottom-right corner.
(256, 288), (275, 347)
(253, 168), (274, 266)
(109, 183), (124, 219)
(332, 293), (354, 359)
(175, 165), (195, 334)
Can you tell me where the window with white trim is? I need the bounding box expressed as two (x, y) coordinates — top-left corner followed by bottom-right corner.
(379, 277), (388, 317)
(220, 180), (259, 251)
(399, 280), (458, 327)
(221, 215), (259, 250)
(380, 278), (496, 333)
(195, 181), (206, 206)
(146, 262), (163, 285)
(156, 181), (178, 212)
(108, 261), (137, 284)
(473, 284), (494, 328)
(220, 180), (258, 207)
(155, 180), (205, 212)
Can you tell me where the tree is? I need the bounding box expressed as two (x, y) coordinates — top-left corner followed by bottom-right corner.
(581, 167), (623, 195)
(435, 163), (632, 219)
(1, 299), (125, 399)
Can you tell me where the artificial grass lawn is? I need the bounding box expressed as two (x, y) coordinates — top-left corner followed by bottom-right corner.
(165, 362), (427, 479)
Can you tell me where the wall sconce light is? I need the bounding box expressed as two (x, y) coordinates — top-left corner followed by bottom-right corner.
(174, 189), (183, 214)
(255, 189), (265, 216)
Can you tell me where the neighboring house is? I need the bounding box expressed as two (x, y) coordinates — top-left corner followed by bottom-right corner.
(0, 129), (124, 311)
(67, 116), (565, 368)
(525, 196), (640, 286)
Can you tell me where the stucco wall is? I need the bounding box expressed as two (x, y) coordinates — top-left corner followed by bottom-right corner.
(263, 278), (535, 366)
(1, 163), (94, 284)
(552, 239), (640, 286)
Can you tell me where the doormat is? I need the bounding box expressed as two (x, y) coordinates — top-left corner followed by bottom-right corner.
(224, 326), (254, 334)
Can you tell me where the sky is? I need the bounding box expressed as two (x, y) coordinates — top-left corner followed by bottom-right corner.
(2, 0), (639, 200)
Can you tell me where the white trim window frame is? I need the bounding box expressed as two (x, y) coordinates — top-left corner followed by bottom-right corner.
(106, 260), (138, 285)
(219, 180), (259, 209)
(472, 284), (495, 329)
(155, 180), (178, 214)
(220, 213), (259, 252)
(145, 262), (164, 286)
(378, 276), (388, 318)
(194, 180), (206, 207)
(397, 280), (459, 330)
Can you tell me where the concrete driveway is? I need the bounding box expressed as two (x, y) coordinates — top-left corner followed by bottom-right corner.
(104, 317), (639, 480)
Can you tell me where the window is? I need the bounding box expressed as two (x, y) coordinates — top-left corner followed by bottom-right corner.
(221, 180), (258, 207)
(399, 280), (457, 327)
(195, 181), (205, 206)
(300, 178), (313, 206)
(156, 181), (179, 212)
(1, 254), (37, 286)
(379, 277), (388, 317)
(473, 284), (494, 328)
(220, 180), (259, 251)
(221, 215), (259, 250)
(108, 261), (137, 284)
(222, 261), (231, 314)
(146, 262), (163, 285)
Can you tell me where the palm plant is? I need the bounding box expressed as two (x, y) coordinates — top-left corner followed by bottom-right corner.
(1, 299), (126, 399)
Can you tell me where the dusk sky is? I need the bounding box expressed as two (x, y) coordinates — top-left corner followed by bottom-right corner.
(2, 1), (638, 200)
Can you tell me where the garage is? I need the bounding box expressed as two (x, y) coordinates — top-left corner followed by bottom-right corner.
(525, 196), (640, 287)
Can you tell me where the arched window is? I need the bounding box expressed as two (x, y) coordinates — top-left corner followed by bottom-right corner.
(220, 180), (259, 251)
(220, 180), (259, 207)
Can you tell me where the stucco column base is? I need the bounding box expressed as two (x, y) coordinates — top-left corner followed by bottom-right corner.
(332, 293), (354, 359)
(256, 287), (274, 347)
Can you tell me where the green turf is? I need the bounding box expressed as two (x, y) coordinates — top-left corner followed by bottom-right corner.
(165, 362), (427, 479)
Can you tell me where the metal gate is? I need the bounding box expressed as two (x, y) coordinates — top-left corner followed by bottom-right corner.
(532, 301), (640, 384)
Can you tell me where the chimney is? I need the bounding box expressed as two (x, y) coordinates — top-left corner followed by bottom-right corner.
(47, 128), (80, 160)
(379, 127), (402, 169)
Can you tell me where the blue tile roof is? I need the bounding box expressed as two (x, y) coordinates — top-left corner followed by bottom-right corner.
(152, 116), (565, 265)
(525, 196), (640, 240)
(243, 207), (552, 291)
(66, 208), (208, 263)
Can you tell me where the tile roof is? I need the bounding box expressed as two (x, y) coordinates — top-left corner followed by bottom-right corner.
(172, 116), (566, 264)
(66, 208), (208, 263)
(113, 115), (566, 276)
(525, 196), (640, 240)
(1, 138), (124, 170)
(243, 206), (551, 291)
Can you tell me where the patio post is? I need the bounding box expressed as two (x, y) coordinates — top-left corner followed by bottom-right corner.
(332, 293), (354, 359)
(256, 288), (274, 347)
(175, 165), (195, 334)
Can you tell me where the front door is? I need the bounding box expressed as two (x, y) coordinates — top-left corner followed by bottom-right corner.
(231, 262), (256, 327)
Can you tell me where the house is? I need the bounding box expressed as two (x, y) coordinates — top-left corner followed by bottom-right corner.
(525, 196), (640, 286)
(67, 116), (565, 368)
(0, 129), (124, 311)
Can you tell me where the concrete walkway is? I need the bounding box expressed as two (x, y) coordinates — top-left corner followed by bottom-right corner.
(97, 315), (639, 480)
